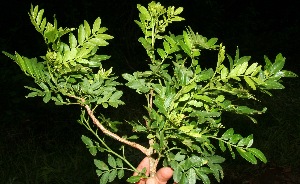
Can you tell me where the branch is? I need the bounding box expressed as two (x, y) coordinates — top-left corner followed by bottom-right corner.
(84, 104), (150, 156)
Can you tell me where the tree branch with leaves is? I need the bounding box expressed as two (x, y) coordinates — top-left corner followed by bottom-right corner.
(3, 2), (297, 184)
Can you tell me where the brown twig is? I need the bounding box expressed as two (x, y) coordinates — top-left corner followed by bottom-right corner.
(84, 104), (150, 156)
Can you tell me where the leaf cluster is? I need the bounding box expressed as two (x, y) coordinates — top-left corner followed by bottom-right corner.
(3, 5), (123, 108)
(122, 2), (297, 184)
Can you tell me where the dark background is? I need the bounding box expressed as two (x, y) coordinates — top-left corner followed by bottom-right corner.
(1, 0), (299, 183)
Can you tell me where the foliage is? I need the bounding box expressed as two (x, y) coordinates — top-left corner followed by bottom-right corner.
(2, 1), (297, 184)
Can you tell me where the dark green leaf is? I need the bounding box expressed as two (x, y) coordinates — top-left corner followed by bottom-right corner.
(263, 79), (285, 89)
(108, 154), (116, 168)
(280, 70), (298, 77)
(229, 134), (243, 144)
(94, 159), (109, 170)
(236, 148), (257, 164)
(89, 147), (97, 156)
(247, 148), (267, 163)
(219, 141), (226, 152)
(195, 170), (210, 184)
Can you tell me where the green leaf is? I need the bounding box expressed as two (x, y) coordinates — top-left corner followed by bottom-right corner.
(237, 135), (253, 147)
(270, 53), (285, 75)
(236, 148), (257, 164)
(96, 170), (103, 177)
(174, 7), (184, 15)
(43, 91), (51, 103)
(138, 37), (152, 51)
(174, 152), (186, 161)
(36, 9), (44, 26)
(244, 76), (256, 90)
(221, 67), (228, 80)
(126, 176), (142, 183)
(181, 82), (196, 94)
(280, 70), (298, 77)
(157, 48), (166, 59)
(118, 169), (124, 179)
(221, 128), (234, 140)
(209, 155), (225, 164)
(197, 69), (214, 82)
(84, 20), (91, 38)
(89, 147), (97, 156)
(109, 91), (123, 102)
(78, 25), (85, 45)
(247, 148), (267, 163)
(187, 100), (203, 107)
(193, 95), (212, 103)
(195, 170), (210, 184)
(81, 135), (93, 146)
(219, 141), (226, 152)
(69, 33), (77, 48)
(100, 172), (109, 184)
(171, 16), (185, 21)
(92, 17), (101, 34)
(94, 159), (109, 170)
(179, 125), (194, 133)
(137, 4), (151, 20)
(245, 63), (258, 75)
(215, 95), (225, 103)
(116, 158), (123, 167)
(263, 79), (285, 89)
(108, 154), (116, 168)
(235, 56), (251, 66)
(229, 134), (243, 144)
(236, 106), (259, 114)
(89, 37), (109, 46)
(109, 169), (117, 182)
(237, 61), (249, 75)
(207, 38), (218, 47)
(97, 34), (114, 40)
(179, 40), (191, 56)
(173, 165), (183, 182)
(187, 168), (196, 184)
